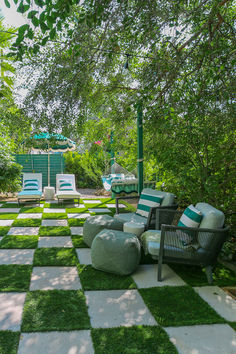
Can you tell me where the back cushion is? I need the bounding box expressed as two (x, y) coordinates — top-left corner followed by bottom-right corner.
(136, 189), (163, 218)
(24, 179), (39, 191)
(59, 179), (73, 191)
(195, 203), (225, 229)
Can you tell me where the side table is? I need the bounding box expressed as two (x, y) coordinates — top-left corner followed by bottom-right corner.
(44, 186), (55, 200)
(123, 221), (145, 239)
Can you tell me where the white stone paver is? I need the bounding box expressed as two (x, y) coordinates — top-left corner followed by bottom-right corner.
(7, 227), (39, 235)
(44, 208), (66, 213)
(85, 289), (157, 328)
(22, 204), (44, 208)
(0, 220), (14, 226)
(194, 286), (236, 322)
(67, 213), (90, 219)
(83, 200), (101, 204)
(76, 249), (92, 265)
(165, 324), (236, 354)
(70, 227), (83, 235)
(0, 204), (2, 207)
(17, 213), (42, 219)
(42, 219), (68, 227)
(0, 293), (26, 331)
(38, 236), (73, 248)
(66, 204), (85, 208)
(132, 264), (186, 288)
(0, 237), (2, 242)
(18, 330), (94, 354)
(106, 203), (126, 208)
(88, 208), (111, 213)
(5, 202), (19, 205)
(0, 208), (20, 213)
(0, 249), (34, 264)
(30, 267), (82, 290)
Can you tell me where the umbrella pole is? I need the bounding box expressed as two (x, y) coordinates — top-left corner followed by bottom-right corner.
(47, 143), (50, 186)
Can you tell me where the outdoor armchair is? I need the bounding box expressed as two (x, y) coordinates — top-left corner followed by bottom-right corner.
(114, 188), (178, 230)
(141, 203), (229, 284)
(17, 173), (42, 205)
(55, 174), (81, 203)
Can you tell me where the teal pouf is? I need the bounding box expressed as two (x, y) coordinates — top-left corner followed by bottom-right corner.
(91, 229), (141, 275)
(83, 215), (123, 247)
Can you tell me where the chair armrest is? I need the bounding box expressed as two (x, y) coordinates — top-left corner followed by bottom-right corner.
(115, 195), (140, 214)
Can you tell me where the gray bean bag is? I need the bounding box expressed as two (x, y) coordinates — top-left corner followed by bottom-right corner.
(83, 215), (123, 247)
(91, 229), (141, 275)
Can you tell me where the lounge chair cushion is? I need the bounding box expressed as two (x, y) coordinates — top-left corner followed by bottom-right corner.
(136, 189), (163, 217)
(18, 190), (42, 198)
(56, 190), (81, 199)
(114, 212), (147, 225)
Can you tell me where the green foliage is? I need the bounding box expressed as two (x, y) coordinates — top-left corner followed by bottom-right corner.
(0, 123), (22, 193)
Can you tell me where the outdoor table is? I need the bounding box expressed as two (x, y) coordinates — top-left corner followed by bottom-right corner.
(44, 186), (55, 200)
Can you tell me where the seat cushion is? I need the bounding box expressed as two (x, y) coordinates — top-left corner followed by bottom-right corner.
(114, 212), (147, 225)
(56, 190), (81, 199)
(18, 190), (42, 198)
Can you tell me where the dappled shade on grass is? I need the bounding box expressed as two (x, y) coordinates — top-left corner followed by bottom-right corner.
(78, 265), (137, 291)
(71, 235), (87, 248)
(21, 290), (90, 331)
(0, 235), (38, 249)
(0, 331), (20, 354)
(39, 226), (71, 236)
(68, 219), (85, 227)
(169, 263), (236, 287)
(12, 219), (41, 227)
(33, 247), (78, 266)
(0, 226), (10, 236)
(91, 325), (177, 354)
(42, 213), (67, 219)
(0, 265), (32, 292)
(0, 214), (18, 219)
(20, 207), (43, 213)
(139, 286), (225, 327)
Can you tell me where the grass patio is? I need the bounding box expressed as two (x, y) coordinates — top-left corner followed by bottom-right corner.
(0, 197), (235, 354)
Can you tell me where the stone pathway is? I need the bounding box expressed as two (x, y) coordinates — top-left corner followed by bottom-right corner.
(0, 197), (235, 354)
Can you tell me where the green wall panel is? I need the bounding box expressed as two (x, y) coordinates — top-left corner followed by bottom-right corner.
(15, 154), (65, 189)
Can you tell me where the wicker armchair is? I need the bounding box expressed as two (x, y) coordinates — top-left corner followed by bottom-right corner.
(115, 188), (178, 230)
(141, 205), (229, 284)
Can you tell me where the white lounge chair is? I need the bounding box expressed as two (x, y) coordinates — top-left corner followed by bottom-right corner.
(17, 173), (42, 205)
(55, 174), (81, 204)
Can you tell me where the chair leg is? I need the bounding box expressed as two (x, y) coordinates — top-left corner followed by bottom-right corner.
(157, 261), (162, 281)
(205, 265), (213, 284)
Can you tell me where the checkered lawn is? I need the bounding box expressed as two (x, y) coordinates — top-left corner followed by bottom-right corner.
(0, 198), (235, 354)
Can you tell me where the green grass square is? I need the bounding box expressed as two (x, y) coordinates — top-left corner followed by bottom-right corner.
(42, 213), (67, 219)
(68, 219), (85, 227)
(21, 290), (90, 332)
(0, 204), (19, 208)
(0, 235), (38, 249)
(91, 326), (177, 354)
(229, 322), (236, 331)
(66, 207), (87, 213)
(71, 235), (87, 248)
(139, 286), (226, 327)
(33, 248), (78, 266)
(44, 203), (65, 208)
(12, 219), (41, 227)
(169, 263), (236, 287)
(0, 331), (20, 354)
(0, 265), (32, 292)
(20, 207), (43, 213)
(78, 265), (137, 290)
(0, 226), (10, 236)
(39, 226), (71, 236)
(0, 214), (18, 220)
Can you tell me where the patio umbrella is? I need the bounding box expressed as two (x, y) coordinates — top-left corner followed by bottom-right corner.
(31, 132), (76, 186)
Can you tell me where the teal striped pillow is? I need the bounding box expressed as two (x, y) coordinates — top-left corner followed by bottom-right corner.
(178, 205), (203, 228)
(24, 180), (39, 191)
(136, 192), (163, 218)
(59, 180), (73, 191)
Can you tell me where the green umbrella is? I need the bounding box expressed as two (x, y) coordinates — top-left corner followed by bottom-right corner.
(31, 132), (76, 186)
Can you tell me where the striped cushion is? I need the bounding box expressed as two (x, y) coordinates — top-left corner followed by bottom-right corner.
(23, 180), (39, 191)
(178, 205), (203, 228)
(136, 191), (163, 218)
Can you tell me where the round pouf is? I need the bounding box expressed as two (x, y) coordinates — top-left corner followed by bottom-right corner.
(91, 229), (141, 275)
(123, 221), (145, 239)
(83, 215), (123, 247)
